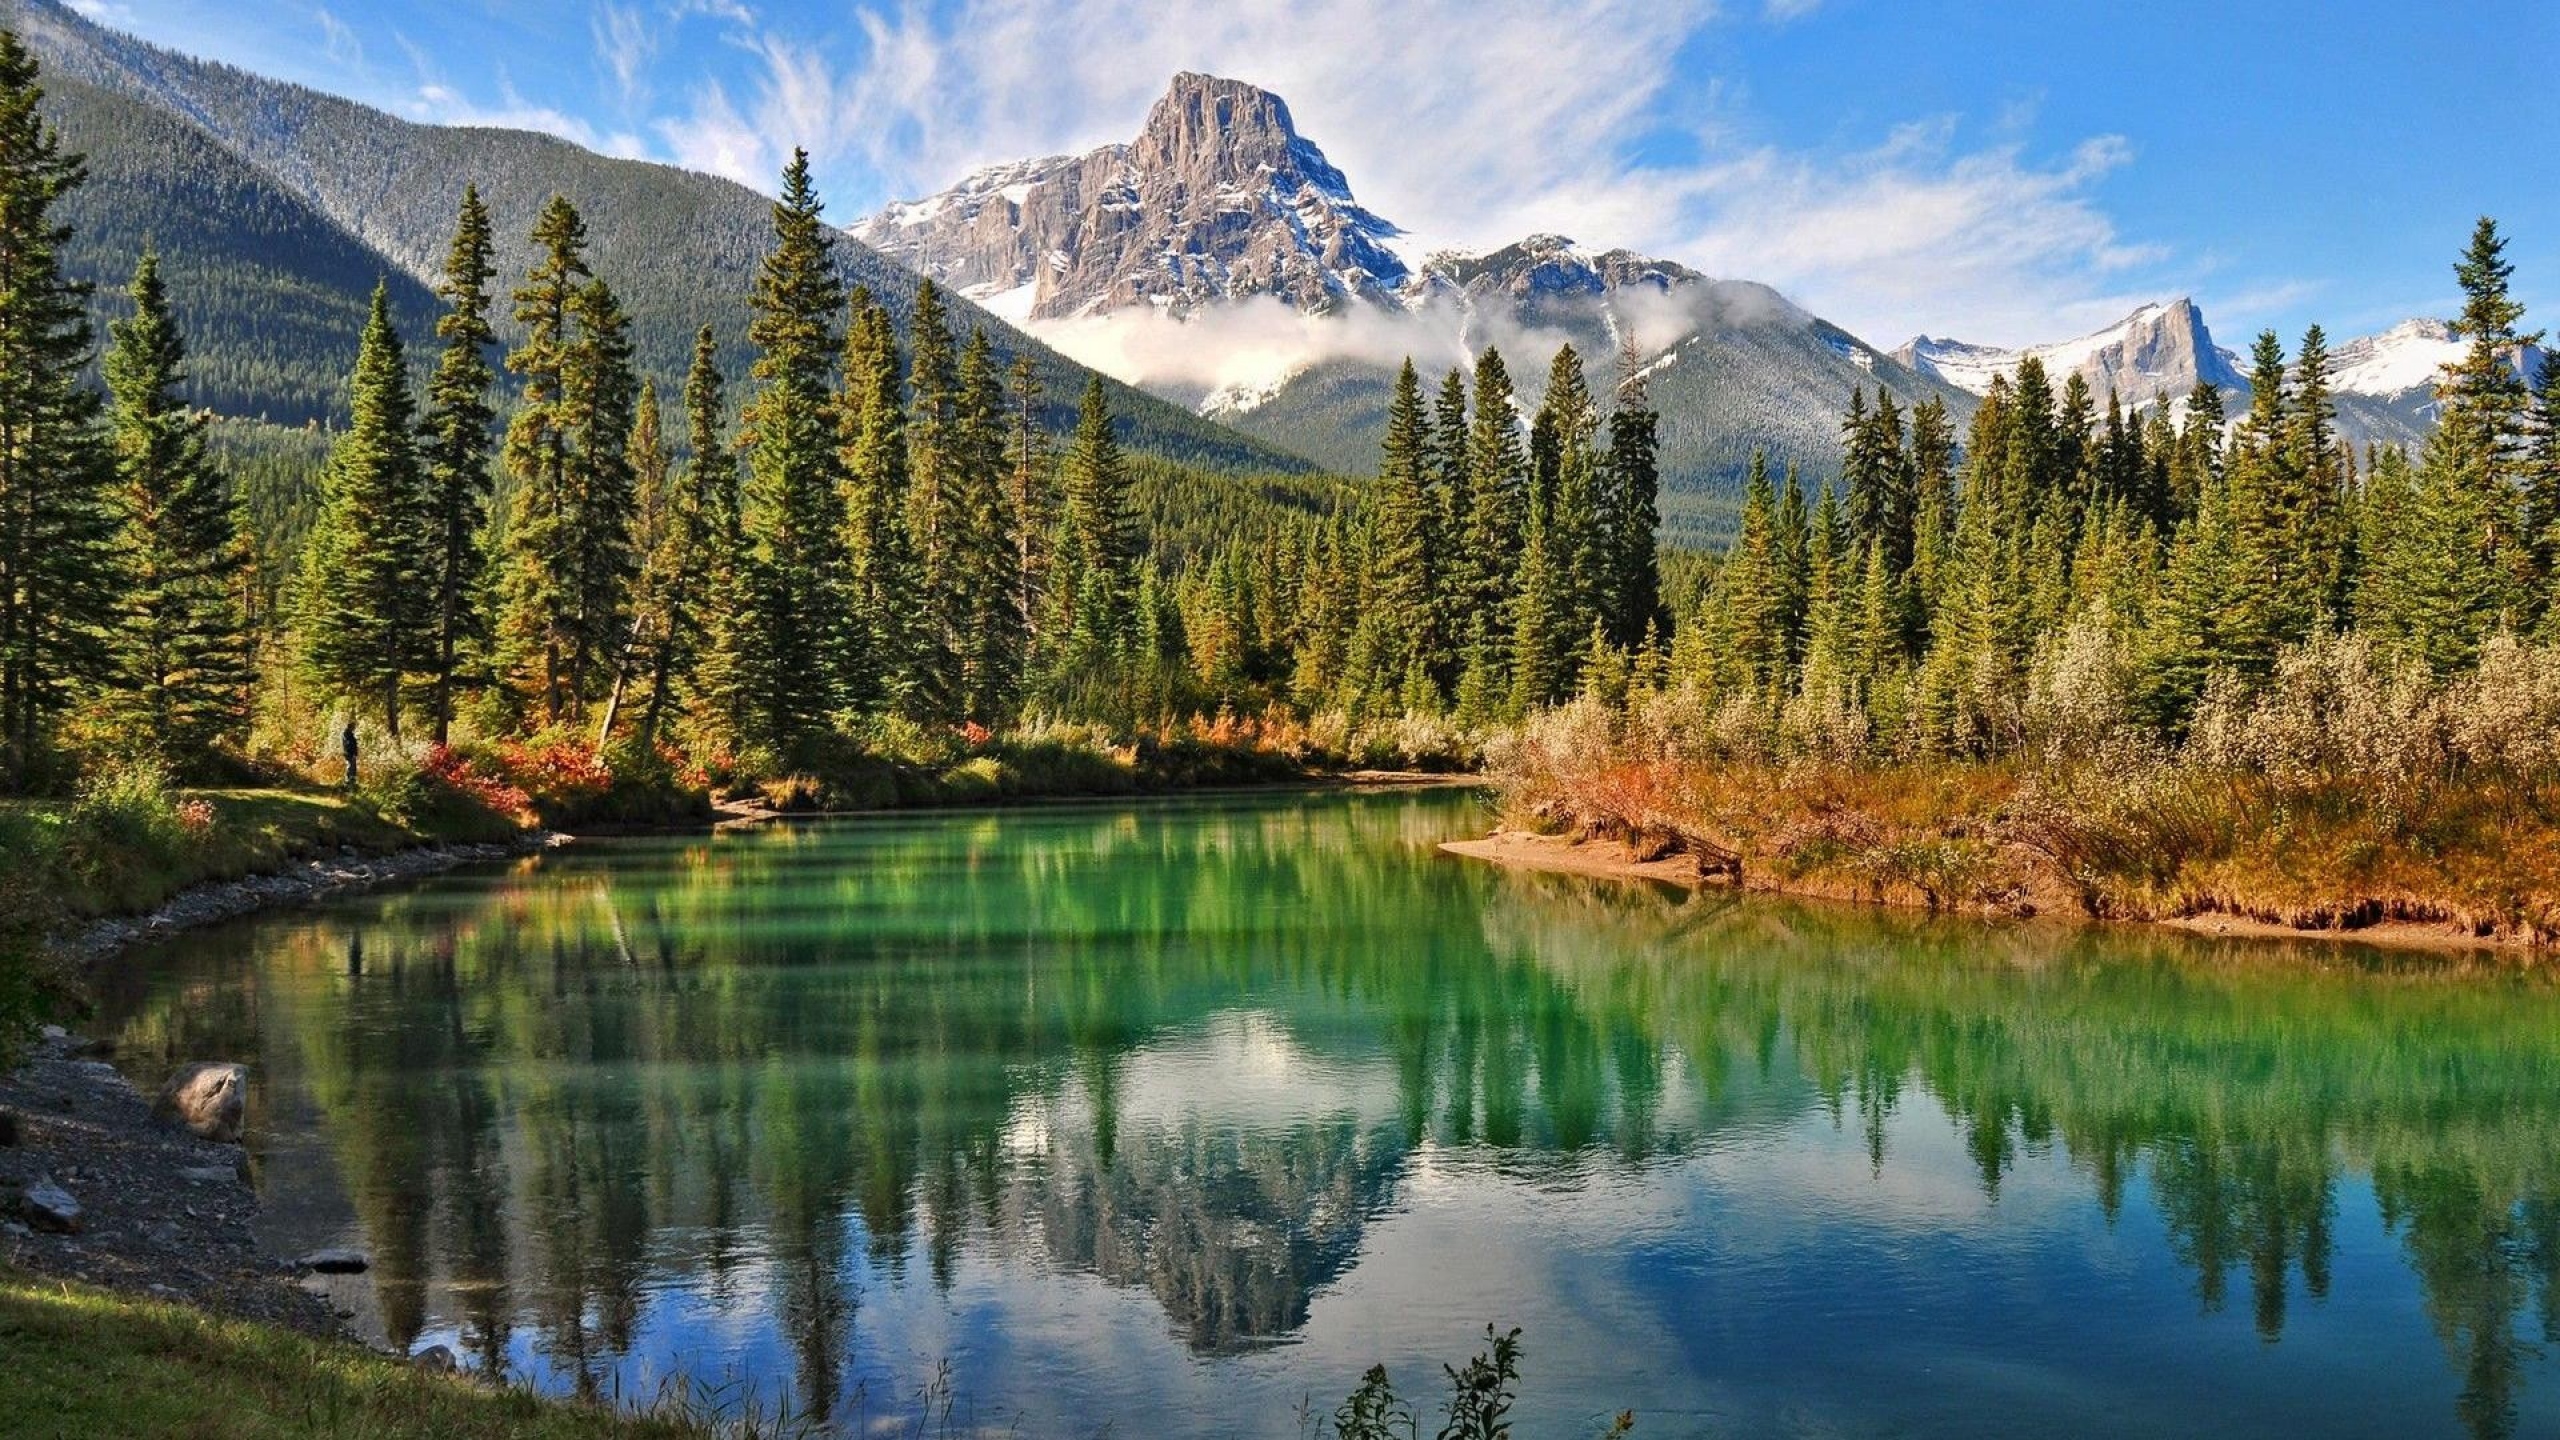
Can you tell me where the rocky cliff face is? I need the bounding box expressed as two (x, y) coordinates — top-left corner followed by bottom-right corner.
(1891, 298), (2247, 408)
(853, 72), (1410, 320)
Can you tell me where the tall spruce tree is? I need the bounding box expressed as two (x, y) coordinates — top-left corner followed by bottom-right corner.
(1052, 377), (1136, 676)
(0, 31), (117, 791)
(296, 283), (426, 740)
(735, 150), (848, 754)
(1603, 369), (1661, 649)
(840, 293), (923, 716)
(418, 186), (499, 743)
(104, 249), (250, 770)
(599, 379), (668, 743)
(494, 196), (591, 723)
(951, 329), (1022, 723)
(902, 280), (966, 719)
(1369, 360), (1441, 702)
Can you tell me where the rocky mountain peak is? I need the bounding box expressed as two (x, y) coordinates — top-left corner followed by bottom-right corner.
(1891, 296), (2245, 408)
(854, 71), (1406, 321)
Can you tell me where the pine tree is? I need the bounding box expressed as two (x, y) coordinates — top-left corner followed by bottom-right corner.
(418, 186), (498, 743)
(2224, 329), (2310, 672)
(951, 329), (1022, 724)
(0, 31), (117, 790)
(2528, 354), (2560, 625)
(1429, 366), (1471, 673)
(1541, 345), (1606, 673)
(1603, 368), (1662, 649)
(103, 249), (250, 770)
(903, 280), (966, 719)
(494, 195), (591, 723)
(2437, 216), (2541, 610)
(1705, 453), (1793, 698)
(558, 276), (639, 707)
(1369, 360), (1440, 699)
(734, 150), (847, 755)
(598, 379), (668, 744)
(840, 293), (922, 716)
(296, 283), (426, 740)
(1457, 347), (1525, 686)
(1053, 377), (1136, 676)
(1007, 351), (1052, 674)
(683, 328), (766, 751)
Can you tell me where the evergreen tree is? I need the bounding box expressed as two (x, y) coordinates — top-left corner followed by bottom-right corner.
(0, 31), (117, 790)
(558, 276), (639, 706)
(647, 328), (736, 748)
(599, 378), (668, 743)
(734, 150), (847, 755)
(2224, 329), (2310, 672)
(1603, 368), (1662, 649)
(840, 292), (922, 716)
(1703, 453), (1793, 698)
(1457, 347), (1525, 685)
(1369, 360), (1440, 700)
(418, 185), (498, 743)
(1007, 351), (1052, 672)
(104, 248), (250, 769)
(903, 280), (966, 719)
(296, 283), (426, 740)
(951, 329), (1023, 723)
(1052, 377), (1136, 676)
(494, 196), (591, 723)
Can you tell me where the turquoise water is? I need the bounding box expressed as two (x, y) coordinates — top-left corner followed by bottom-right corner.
(96, 789), (2560, 1437)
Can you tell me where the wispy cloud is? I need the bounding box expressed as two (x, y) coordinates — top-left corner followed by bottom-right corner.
(592, 4), (657, 108)
(312, 5), (361, 67)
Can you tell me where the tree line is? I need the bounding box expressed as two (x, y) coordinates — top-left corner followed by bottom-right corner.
(1648, 218), (2552, 758)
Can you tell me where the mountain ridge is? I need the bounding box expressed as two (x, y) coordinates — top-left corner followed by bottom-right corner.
(2, 0), (1316, 472)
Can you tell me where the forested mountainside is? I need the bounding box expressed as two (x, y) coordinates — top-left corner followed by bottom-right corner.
(2, 0), (1310, 472)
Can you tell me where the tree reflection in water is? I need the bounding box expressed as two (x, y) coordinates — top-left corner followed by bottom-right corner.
(94, 794), (2560, 1439)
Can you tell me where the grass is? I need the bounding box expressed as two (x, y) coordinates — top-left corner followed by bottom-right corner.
(0, 783), (488, 923)
(0, 1265), (708, 1439)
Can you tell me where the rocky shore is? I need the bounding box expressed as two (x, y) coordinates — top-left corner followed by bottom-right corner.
(60, 830), (567, 969)
(0, 1027), (336, 1334)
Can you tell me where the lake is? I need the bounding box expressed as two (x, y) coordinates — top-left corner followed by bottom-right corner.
(94, 788), (2560, 1438)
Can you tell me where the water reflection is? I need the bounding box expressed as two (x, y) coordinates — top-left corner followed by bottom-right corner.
(95, 793), (2560, 1438)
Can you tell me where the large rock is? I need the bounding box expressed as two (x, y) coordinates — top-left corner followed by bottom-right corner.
(12, 1174), (81, 1233)
(153, 1061), (247, 1144)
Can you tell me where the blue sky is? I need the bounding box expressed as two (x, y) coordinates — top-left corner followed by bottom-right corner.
(64, 0), (2560, 348)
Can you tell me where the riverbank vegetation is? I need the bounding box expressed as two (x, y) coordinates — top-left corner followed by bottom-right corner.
(1479, 219), (2560, 942)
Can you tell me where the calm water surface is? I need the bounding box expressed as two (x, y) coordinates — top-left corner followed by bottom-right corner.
(95, 790), (2560, 1438)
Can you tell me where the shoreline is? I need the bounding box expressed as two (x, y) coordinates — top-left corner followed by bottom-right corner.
(58, 830), (570, 972)
(1440, 828), (2543, 958)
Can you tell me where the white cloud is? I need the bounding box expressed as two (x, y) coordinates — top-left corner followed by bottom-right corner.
(642, 0), (2170, 347)
(312, 5), (361, 68)
(592, 4), (658, 107)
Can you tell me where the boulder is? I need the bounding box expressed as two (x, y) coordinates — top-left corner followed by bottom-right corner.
(13, 1174), (81, 1233)
(412, 1345), (458, 1374)
(0, 1106), (19, 1146)
(154, 1062), (247, 1144)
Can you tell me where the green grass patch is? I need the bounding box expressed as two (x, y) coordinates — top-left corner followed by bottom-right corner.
(0, 1266), (707, 1438)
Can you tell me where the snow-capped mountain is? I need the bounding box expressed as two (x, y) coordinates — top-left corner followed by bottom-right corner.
(1896, 299), (2541, 451)
(853, 72), (1412, 321)
(860, 73), (1971, 527)
(1891, 299), (2247, 409)
(2327, 318), (2487, 400)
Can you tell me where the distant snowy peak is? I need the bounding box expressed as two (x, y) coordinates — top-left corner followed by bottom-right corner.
(2326, 318), (2470, 399)
(853, 71), (1410, 321)
(1891, 299), (2245, 408)
(1408, 233), (1706, 309)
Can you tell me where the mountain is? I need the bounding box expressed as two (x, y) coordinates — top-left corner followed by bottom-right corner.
(1892, 299), (2248, 410)
(1, 0), (1312, 471)
(1887, 299), (2533, 452)
(854, 71), (1411, 321)
(863, 74), (1976, 536)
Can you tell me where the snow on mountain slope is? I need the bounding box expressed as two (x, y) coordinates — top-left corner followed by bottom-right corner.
(1892, 299), (2247, 407)
(2328, 318), (2470, 398)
